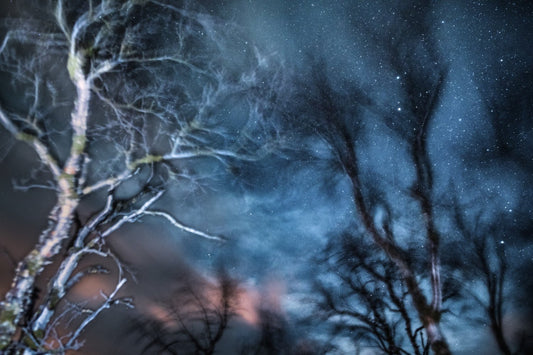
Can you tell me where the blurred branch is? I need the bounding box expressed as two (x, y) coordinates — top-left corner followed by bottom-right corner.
(134, 271), (239, 355)
(452, 204), (513, 355)
(316, 233), (426, 355)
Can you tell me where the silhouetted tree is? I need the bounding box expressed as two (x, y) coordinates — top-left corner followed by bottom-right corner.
(297, 63), (448, 354)
(134, 271), (239, 355)
(317, 232), (430, 355)
(294, 3), (451, 353)
(451, 204), (527, 355)
(238, 298), (332, 355)
(247, 307), (290, 355)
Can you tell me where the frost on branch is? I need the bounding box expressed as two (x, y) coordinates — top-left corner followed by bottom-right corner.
(0, 0), (285, 352)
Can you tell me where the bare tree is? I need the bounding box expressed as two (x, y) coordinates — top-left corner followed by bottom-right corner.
(134, 270), (239, 355)
(451, 205), (522, 355)
(0, 0), (283, 352)
(240, 306), (290, 355)
(317, 232), (430, 355)
(296, 54), (449, 353)
(291, 3), (452, 352)
(239, 291), (331, 355)
(135, 273), (325, 355)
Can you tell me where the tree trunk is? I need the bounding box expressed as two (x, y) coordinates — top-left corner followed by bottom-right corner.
(0, 192), (78, 348)
(0, 52), (89, 350)
(424, 318), (452, 355)
(345, 162), (452, 355)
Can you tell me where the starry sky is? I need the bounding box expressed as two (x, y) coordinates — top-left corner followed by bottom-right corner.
(0, 1), (532, 354)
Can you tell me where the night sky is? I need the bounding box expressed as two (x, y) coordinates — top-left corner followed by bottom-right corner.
(1, 1), (532, 354)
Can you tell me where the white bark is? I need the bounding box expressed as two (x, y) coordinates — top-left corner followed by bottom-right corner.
(0, 46), (90, 350)
(0, 0), (282, 351)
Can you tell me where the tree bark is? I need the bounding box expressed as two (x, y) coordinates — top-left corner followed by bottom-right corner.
(343, 148), (452, 354)
(0, 52), (89, 350)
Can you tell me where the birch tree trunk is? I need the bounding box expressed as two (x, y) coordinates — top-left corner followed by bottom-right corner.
(0, 51), (89, 349)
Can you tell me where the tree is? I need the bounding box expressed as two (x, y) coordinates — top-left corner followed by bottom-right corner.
(134, 272), (326, 355)
(317, 232), (430, 355)
(296, 59), (449, 354)
(0, 0), (282, 352)
(292, 3), (452, 353)
(450, 203), (524, 355)
(240, 306), (290, 355)
(133, 270), (239, 355)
